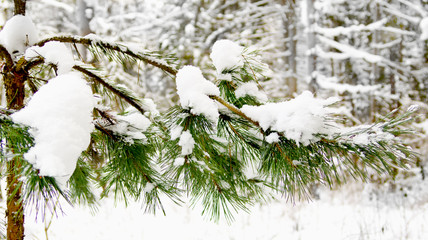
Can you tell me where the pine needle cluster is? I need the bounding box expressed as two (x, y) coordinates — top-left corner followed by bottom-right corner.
(0, 36), (418, 223)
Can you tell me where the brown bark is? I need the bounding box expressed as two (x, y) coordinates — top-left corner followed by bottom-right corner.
(4, 66), (27, 240)
(6, 160), (25, 240)
(13, 0), (26, 16)
(3, 66), (27, 240)
(4, 2), (27, 239)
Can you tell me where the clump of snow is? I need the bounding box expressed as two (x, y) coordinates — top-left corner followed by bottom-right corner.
(420, 17), (428, 41)
(235, 82), (268, 102)
(218, 73), (232, 81)
(141, 98), (160, 117)
(25, 42), (75, 75)
(241, 91), (339, 146)
(173, 157), (186, 166)
(243, 162), (259, 180)
(143, 182), (155, 192)
(0, 15), (39, 57)
(11, 73), (94, 185)
(107, 108), (151, 144)
(170, 125), (183, 141)
(265, 132), (280, 143)
(210, 40), (244, 73)
(176, 66), (220, 122)
(178, 130), (195, 156)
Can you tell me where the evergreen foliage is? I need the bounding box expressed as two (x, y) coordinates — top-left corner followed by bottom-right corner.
(0, 11), (420, 227)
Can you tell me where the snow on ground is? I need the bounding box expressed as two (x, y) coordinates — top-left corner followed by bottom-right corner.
(21, 176), (428, 240)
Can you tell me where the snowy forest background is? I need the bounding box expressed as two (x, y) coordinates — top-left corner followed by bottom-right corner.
(0, 0), (427, 239)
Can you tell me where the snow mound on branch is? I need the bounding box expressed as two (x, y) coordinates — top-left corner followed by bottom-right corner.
(12, 73), (94, 185)
(25, 42), (75, 75)
(176, 66), (220, 122)
(241, 91), (338, 146)
(106, 108), (151, 144)
(210, 40), (244, 73)
(420, 17), (428, 41)
(235, 82), (268, 102)
(0, 15), (38, 57)
(178, 130), (195, 156)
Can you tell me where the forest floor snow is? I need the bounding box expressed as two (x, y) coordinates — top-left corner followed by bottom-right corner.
(20, 174), (428, 240)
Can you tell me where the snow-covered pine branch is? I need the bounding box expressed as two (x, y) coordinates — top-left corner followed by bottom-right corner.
(0, 11), (420, 227)
(34, 35), (178, 75)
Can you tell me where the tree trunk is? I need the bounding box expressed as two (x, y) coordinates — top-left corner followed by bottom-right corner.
(283, 0), (297, 95)
(5, 2), (27, 240)
(4, 67), (27, 240)
(370, 2), (380, 122)
(76, 0), (92, 61)
(306, 0), (317, 93)
(13, 0), (26, 16)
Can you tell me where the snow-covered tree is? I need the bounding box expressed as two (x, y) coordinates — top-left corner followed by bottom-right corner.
(0, 1), (420, 239)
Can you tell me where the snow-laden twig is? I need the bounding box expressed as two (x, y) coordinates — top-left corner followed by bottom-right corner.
(73, 65), (147, 115)
(314, 19), (388, 37)
(34, 35), (178, 75)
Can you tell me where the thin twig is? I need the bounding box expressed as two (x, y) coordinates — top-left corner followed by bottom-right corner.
(210, 95), (260, 128)
(73, 65), (146, 115)
(36, 36), (178, 75)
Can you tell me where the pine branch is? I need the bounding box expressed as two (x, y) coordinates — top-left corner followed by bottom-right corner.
(73, 65), (146, 115)
(0, 107), (14, 116)
(35, 36), (178, 75)
(210, 95), (261, 128)
(90, 124), (177, 214)
(161, 107), (267, 221)
(67, 158), (97, 206)
(0, 116), (69, 218)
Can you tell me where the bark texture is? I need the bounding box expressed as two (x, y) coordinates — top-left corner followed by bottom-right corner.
(5, 2), (27, 239)
(13, 0), (26, 16)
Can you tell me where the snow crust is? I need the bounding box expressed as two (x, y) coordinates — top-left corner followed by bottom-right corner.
(11, 73), (94, 185)
(176, 66), (220, 122)
(241, 91), (338, 146)
(210, 40), (244, 73)
(24, 176), (428, 240)
(0, 15), (39, 57)
(26, 42), (75, 74)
